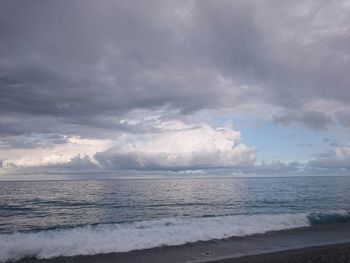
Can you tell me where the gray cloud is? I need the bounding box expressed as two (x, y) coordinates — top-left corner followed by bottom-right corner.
(0, 133), (68, 149)
(273, 110), (334, 130)
(95, 148), (256, 171)
(336, 110), (350, 127)
(308, 144), (350, 169)
(1, 0), (349, 136)
(1, 1), (350, 176)
(323, 138), (341, 148)
(45, 155), (100, 170)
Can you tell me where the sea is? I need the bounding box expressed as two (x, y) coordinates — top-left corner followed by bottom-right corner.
(1, 176), (350, 262)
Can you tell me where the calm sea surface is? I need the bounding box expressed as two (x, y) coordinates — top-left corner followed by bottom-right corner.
(1, 176), (350, 234)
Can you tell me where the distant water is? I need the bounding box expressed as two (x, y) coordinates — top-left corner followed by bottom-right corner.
(1, 176), (350, 261)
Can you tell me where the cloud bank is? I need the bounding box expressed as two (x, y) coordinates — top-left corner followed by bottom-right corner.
(1, 121), (256, 174)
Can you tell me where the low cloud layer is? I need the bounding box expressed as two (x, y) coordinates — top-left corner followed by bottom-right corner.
(1, 121), (256, 174)
(309, 144), (350, 169)
(1, 136), (109, 169)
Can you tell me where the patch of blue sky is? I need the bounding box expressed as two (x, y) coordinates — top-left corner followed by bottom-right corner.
(213, 116), (334, 164)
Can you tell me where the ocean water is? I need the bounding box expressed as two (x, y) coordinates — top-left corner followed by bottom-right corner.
(1, 176), (350, 261)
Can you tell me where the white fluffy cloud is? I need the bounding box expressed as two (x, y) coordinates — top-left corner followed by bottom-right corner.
(95, 120), (256, 170)
(1, 137), (110, 169)
(0, 120), (256, 173)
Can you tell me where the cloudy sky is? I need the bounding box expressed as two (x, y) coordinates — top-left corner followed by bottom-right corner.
(1, 0), (350, 179)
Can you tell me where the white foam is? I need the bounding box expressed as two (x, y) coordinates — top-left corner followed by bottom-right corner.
(0, 214), (310, 262)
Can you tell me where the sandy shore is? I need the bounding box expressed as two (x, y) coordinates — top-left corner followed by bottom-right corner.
(18, 243), (350, 263)
(214, 243), (350, 263)
(17, 223), (350, 263)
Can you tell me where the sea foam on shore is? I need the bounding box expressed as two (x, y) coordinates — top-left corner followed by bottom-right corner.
(1, 211), (350, 262)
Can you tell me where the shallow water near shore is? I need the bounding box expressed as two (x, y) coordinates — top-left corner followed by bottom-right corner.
(1, 176), (350, 261)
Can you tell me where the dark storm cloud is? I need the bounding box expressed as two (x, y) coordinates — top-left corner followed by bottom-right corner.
(1, 0), (350, 136)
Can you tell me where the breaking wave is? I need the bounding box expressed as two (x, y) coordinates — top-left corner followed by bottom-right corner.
(1, 211), (349, 262)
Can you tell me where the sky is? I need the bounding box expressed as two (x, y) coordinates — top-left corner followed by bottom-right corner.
(1, 0), (350, 179)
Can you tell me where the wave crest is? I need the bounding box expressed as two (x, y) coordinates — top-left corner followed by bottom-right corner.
(308, 210), (350, 225)
(0, 211), (348, 262)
